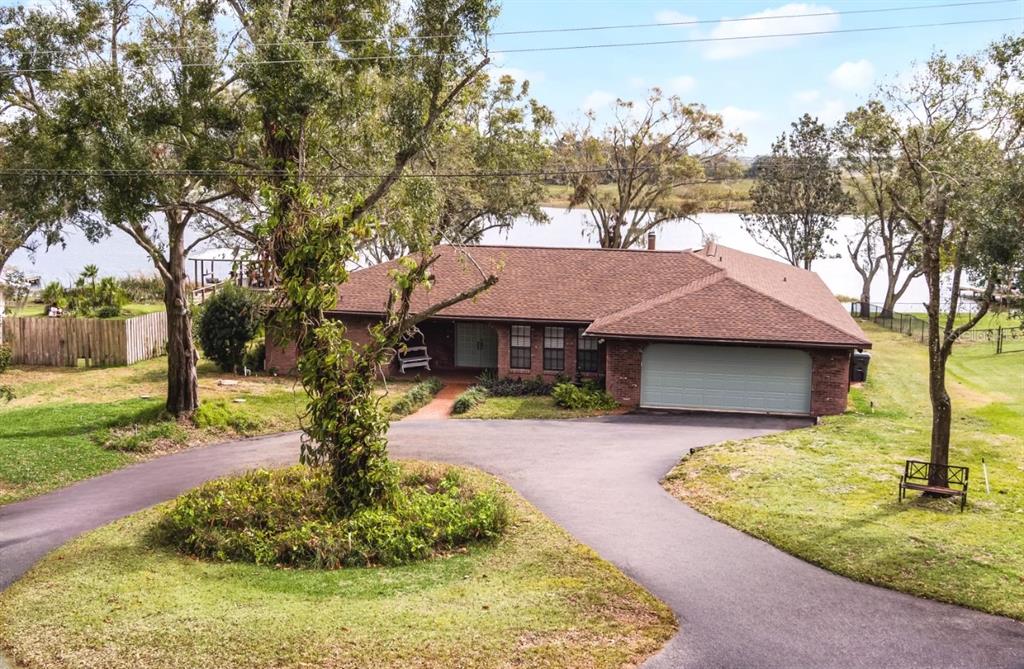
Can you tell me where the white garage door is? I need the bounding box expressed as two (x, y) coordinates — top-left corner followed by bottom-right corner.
(641, 344), (812, 415)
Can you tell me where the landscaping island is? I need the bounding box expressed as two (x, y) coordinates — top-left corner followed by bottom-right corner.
(663, 323), (1024, 620)
(0, 463), (675, 669)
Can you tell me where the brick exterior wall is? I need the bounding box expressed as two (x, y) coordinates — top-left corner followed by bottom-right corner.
(809, 348), (852, 417)
(603, 339), (852, 416)
(605, 339), (645, 406)
(495, 322), (603, 383)
(266, 313), (852, 417)
(264, 315), (381, 375)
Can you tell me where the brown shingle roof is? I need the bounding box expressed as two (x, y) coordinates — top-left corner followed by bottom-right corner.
(332, 243), (870, 348)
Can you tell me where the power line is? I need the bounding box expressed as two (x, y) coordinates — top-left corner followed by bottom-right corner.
(495, 16), (1020, 55)
(7, 0), (1012, 57)
(3, 15), (1019, 74)
(0, 166), (754, 180)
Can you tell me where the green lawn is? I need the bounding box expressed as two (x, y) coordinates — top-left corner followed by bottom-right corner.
(5, 301), (165, 319)
(663, 324), (1024, 620)
(454, 395), (620, 420)
(0, 359), (412, 505)
(905, 310), (1022, 329)
(0, 466), (675, 669)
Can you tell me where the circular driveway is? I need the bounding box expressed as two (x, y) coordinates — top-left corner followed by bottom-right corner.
(1, 415), (1022, 668)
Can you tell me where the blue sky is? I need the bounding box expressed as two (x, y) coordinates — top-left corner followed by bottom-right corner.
(485, 1), (1023, 153)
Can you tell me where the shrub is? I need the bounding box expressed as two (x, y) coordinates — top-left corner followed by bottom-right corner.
(552, 380), (617, 411)
(0, 344), (11, 374)
(243, 340), (266, 373)
(95, 421), (188, 453)
(118, 274), (164, 302)
(65, 272), (127, 317)
(194, 400), (266, 435)
(478, 371), (559, 397)
(40, 281), (67, 309)
(452, 386), (488, 414)
(390, 377), (443, 416)
(155, 464), (509, 568)
(196, 285), (264, 372)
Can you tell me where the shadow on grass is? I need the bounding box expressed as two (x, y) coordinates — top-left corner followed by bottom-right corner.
(0, 400), (169, 441)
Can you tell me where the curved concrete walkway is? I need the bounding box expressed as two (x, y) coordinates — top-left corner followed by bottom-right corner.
(1, 415), (1022, 668)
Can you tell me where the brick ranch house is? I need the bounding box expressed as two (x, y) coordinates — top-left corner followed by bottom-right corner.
(267, 241), (871, 417)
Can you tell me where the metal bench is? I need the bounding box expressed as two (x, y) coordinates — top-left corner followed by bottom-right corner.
(397, 345), (431, 374)
(899, 460), (969, 511)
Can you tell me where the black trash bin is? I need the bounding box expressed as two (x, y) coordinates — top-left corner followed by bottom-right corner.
(851, 351), (871, 382)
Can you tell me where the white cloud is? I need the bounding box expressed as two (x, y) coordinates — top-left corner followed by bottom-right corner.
(665, 75), (697, 95)
(655, 9), (698, 27)
(704, 3), (839, 60)
(582, 90), (617, 113)
(827, 59), (874, 91)
(793, 89), (820, 103)
(628, 76), (647, 88)
(719, 106), (763, 131)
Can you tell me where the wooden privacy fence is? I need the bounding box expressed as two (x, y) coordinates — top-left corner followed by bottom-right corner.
(0, 311), (168, 367)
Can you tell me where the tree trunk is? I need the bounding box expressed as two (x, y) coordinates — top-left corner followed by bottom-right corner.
(164, 243), (199, 417)
(859, 285), (872, 319)
(923, 244), (950, 487)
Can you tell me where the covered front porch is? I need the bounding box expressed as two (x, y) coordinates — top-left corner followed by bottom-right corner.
(395, 317), (606, 383)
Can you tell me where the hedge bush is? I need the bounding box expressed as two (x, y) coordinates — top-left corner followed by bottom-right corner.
(0, 344), (11, 374)
(155, 464), (509, 568)
(196, 285), (263, 372)
(390, 377), (443, 416)
(477, 371), (562, 397)
(452, 386), (488, 414)
(552, 381), (617, 411)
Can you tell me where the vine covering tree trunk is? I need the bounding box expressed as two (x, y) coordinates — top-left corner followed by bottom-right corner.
(234, 0), (499, 511)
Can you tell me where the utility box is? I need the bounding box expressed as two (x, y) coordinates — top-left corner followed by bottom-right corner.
(851, 351), (871, 383)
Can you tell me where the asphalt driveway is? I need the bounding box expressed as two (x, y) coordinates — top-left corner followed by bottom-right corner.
(1, 415), (1022, 668)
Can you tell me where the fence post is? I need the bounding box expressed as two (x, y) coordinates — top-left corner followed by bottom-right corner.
(997, 327), (1003, 354)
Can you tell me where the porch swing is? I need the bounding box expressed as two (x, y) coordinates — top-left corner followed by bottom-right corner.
(397, 329), (432, 374)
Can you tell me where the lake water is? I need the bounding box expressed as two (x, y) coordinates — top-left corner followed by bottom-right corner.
(7, 208), (929, 311)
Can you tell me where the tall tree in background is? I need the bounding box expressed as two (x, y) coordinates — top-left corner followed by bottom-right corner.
(836, 101), (921, 318)
(233, 0), (500, 510)
(558, 89), (744, 249)
(0, 5), (90, 288)
(362, 74), (554, 263)
(885, 44), (1024, 483)
(742, 114), (850, 269)
(47, 0), (249, 416)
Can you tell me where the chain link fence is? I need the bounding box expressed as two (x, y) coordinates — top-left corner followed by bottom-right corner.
(850, 302), (1024, 354)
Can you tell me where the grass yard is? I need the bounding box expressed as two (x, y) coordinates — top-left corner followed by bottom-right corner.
(4, 301), (166, 319)
(454, 394), (621, 420)
(905, 310), (1022, 329)
(0, 359), (413, 505)
(663, 323), (1024, 620)
(0, 465), (675, 669)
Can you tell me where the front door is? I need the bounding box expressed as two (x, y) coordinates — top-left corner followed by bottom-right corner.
(455, 322), (498, 369)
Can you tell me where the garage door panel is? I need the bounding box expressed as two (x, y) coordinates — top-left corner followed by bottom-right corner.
(641, 344), (811, 414)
